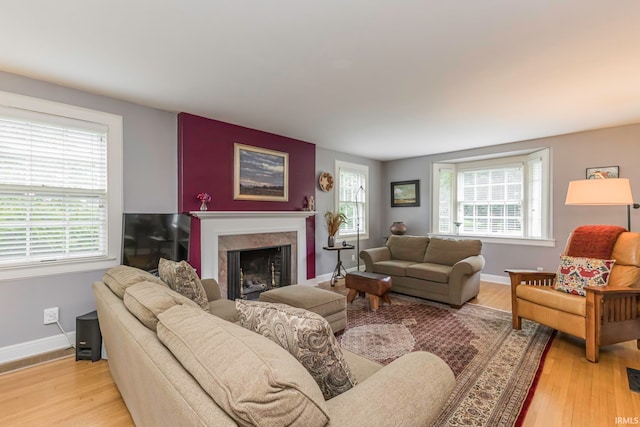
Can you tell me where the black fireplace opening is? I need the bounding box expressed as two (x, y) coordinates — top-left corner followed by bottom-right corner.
(227, 244), (291, 300)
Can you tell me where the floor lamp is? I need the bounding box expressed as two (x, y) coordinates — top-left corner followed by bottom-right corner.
(565, 178), (639, 230)
(355, 186), (364, 271)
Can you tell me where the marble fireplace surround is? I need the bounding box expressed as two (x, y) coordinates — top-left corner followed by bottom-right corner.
(191, 211), (315, 299)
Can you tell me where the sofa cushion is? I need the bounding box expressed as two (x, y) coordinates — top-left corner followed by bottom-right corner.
(386, 235), (430, 263)
(208, 299), (240, 323)
(554, 255), (615, 296)
(423, 237), (482, 266)
(516, 285), (586, 317)
(236, 300), (357, 400)
(372, 260), (415, 277)
(103, 265), (168, 299)
(123, 281), (201, 331)
(157, 304), (329, 427)
(406, 263), (451, 283)
(158, 258), (210, 311)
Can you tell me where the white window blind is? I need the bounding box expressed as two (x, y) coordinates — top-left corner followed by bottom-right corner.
(527, 156), (543, 238)
(458, 165), (523, 236)
(0, 106), (109, 266)
(335, 161), (368, 239)
(437, 166), (454, 234)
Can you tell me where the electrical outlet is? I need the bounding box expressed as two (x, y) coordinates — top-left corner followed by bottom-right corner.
(536, 267), (544, 271)
(43, 307), (59, 325)
(351, 254), (356, 262)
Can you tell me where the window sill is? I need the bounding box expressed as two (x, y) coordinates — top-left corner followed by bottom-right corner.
(336, 234), (370, 243)
(429, 234), (556, 247)
(0, 257), (119, 282)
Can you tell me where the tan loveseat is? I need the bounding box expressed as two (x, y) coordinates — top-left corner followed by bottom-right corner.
(360, 235), (485, 307)
(94, 266), (455, 426)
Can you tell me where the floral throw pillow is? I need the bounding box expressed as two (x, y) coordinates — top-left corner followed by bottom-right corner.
(554, 256), (615, 297)
(158, 258), (210, 312)
(236, 299), (357, 400)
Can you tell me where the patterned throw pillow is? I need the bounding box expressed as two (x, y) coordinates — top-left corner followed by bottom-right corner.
(236, 299), (357, 400)
(158, 258), (210, 311)
(554, 255), (615, 297)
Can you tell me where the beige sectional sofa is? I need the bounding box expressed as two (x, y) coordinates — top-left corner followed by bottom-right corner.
(94, 266), (455, 426)
(360, 235), (485, 307)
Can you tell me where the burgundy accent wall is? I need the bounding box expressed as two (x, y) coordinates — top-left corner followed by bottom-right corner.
(178, 113), (316, 278)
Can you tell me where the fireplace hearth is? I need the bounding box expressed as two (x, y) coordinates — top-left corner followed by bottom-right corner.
(227, 245), (291, 300)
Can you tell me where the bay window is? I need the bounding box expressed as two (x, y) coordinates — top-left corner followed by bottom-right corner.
(432, 148), (550, 241)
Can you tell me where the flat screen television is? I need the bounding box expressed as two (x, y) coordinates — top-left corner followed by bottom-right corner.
(121, 213), (191, 274)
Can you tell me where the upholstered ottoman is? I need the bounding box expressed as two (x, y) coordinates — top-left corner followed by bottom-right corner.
(345, 271), (392, 311)
(259, 285), (347, 332)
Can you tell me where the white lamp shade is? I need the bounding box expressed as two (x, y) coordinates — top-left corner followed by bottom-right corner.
(565, 178), (633, 205)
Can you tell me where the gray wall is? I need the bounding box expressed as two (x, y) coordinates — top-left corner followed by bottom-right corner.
(383, 124), (640, 279)
(315, 148), (383, 275)
(3, 68), (639, 349)
(0, 71), (177, 348)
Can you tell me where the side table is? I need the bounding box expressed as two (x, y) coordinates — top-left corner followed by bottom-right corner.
(323, 245), (354, 285)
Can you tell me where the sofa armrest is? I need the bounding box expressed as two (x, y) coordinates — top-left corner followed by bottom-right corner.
(446, 255), (486, 307)
(201, 278), (222, 301)
(451, 255), (485, 276)
(326, 352), (455, 427)
(359, 247), (391, 272)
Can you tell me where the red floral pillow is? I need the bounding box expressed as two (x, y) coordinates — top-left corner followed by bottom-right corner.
(554, 256), (615, 297)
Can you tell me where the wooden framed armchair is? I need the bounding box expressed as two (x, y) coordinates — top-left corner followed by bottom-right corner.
(506, 230), (640, 363)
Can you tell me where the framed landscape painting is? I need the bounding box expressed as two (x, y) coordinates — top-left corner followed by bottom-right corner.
(391, 180), (420, 207)
(234, 143), (289, 201)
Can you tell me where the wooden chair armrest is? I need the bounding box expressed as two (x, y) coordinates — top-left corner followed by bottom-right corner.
(505, 269), (556, 288)
(584, 285), (640, 295)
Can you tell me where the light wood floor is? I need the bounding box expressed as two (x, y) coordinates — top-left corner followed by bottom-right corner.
(1, 281), (638, 426)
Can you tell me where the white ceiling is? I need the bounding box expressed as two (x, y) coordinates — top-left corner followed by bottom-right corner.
(1, 1), (640, 161)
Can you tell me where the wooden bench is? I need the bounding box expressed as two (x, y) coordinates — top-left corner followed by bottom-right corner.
(345, 271), (392, 311)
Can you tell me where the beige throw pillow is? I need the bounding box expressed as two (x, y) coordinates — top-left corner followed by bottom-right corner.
(236, 299), (357, 400)
(157, 305), (329, 427)
(103, 265), (167, 299)
(123, 281), (200, 331)
(158, 258), (209, 312)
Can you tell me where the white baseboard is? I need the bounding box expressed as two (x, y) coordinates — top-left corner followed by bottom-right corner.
(304, 270), (509, 286)
(0, 332), (76, 364)
(481, 273), (510, 285)
(299, 267), (361, 286)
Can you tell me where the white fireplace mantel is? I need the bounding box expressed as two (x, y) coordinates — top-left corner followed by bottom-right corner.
(191, 211), (315, 220)
(191, 211), (316, 285)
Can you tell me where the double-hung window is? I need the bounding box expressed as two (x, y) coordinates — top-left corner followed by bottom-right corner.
(335, 160), (369, 240)
(432, 148), (550, 242)
(0, 91), (123, 279)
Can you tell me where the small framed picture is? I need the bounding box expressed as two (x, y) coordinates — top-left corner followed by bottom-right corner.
(586, 166), (619, 179)
(391, 180), (420, 207)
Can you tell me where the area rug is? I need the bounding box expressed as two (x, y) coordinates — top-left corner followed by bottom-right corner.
(338, 294), (554, 426)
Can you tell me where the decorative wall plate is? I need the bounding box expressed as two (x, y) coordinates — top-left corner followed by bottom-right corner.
(319, 172), (334, 192)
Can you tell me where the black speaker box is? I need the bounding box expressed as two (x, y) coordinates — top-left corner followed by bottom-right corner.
(76, 310), (102, 362)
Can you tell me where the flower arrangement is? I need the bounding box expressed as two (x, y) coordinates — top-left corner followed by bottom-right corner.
(197, 192), (211, 211)
(324, 210), (347, 236)
(196, 192), (211, 203)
